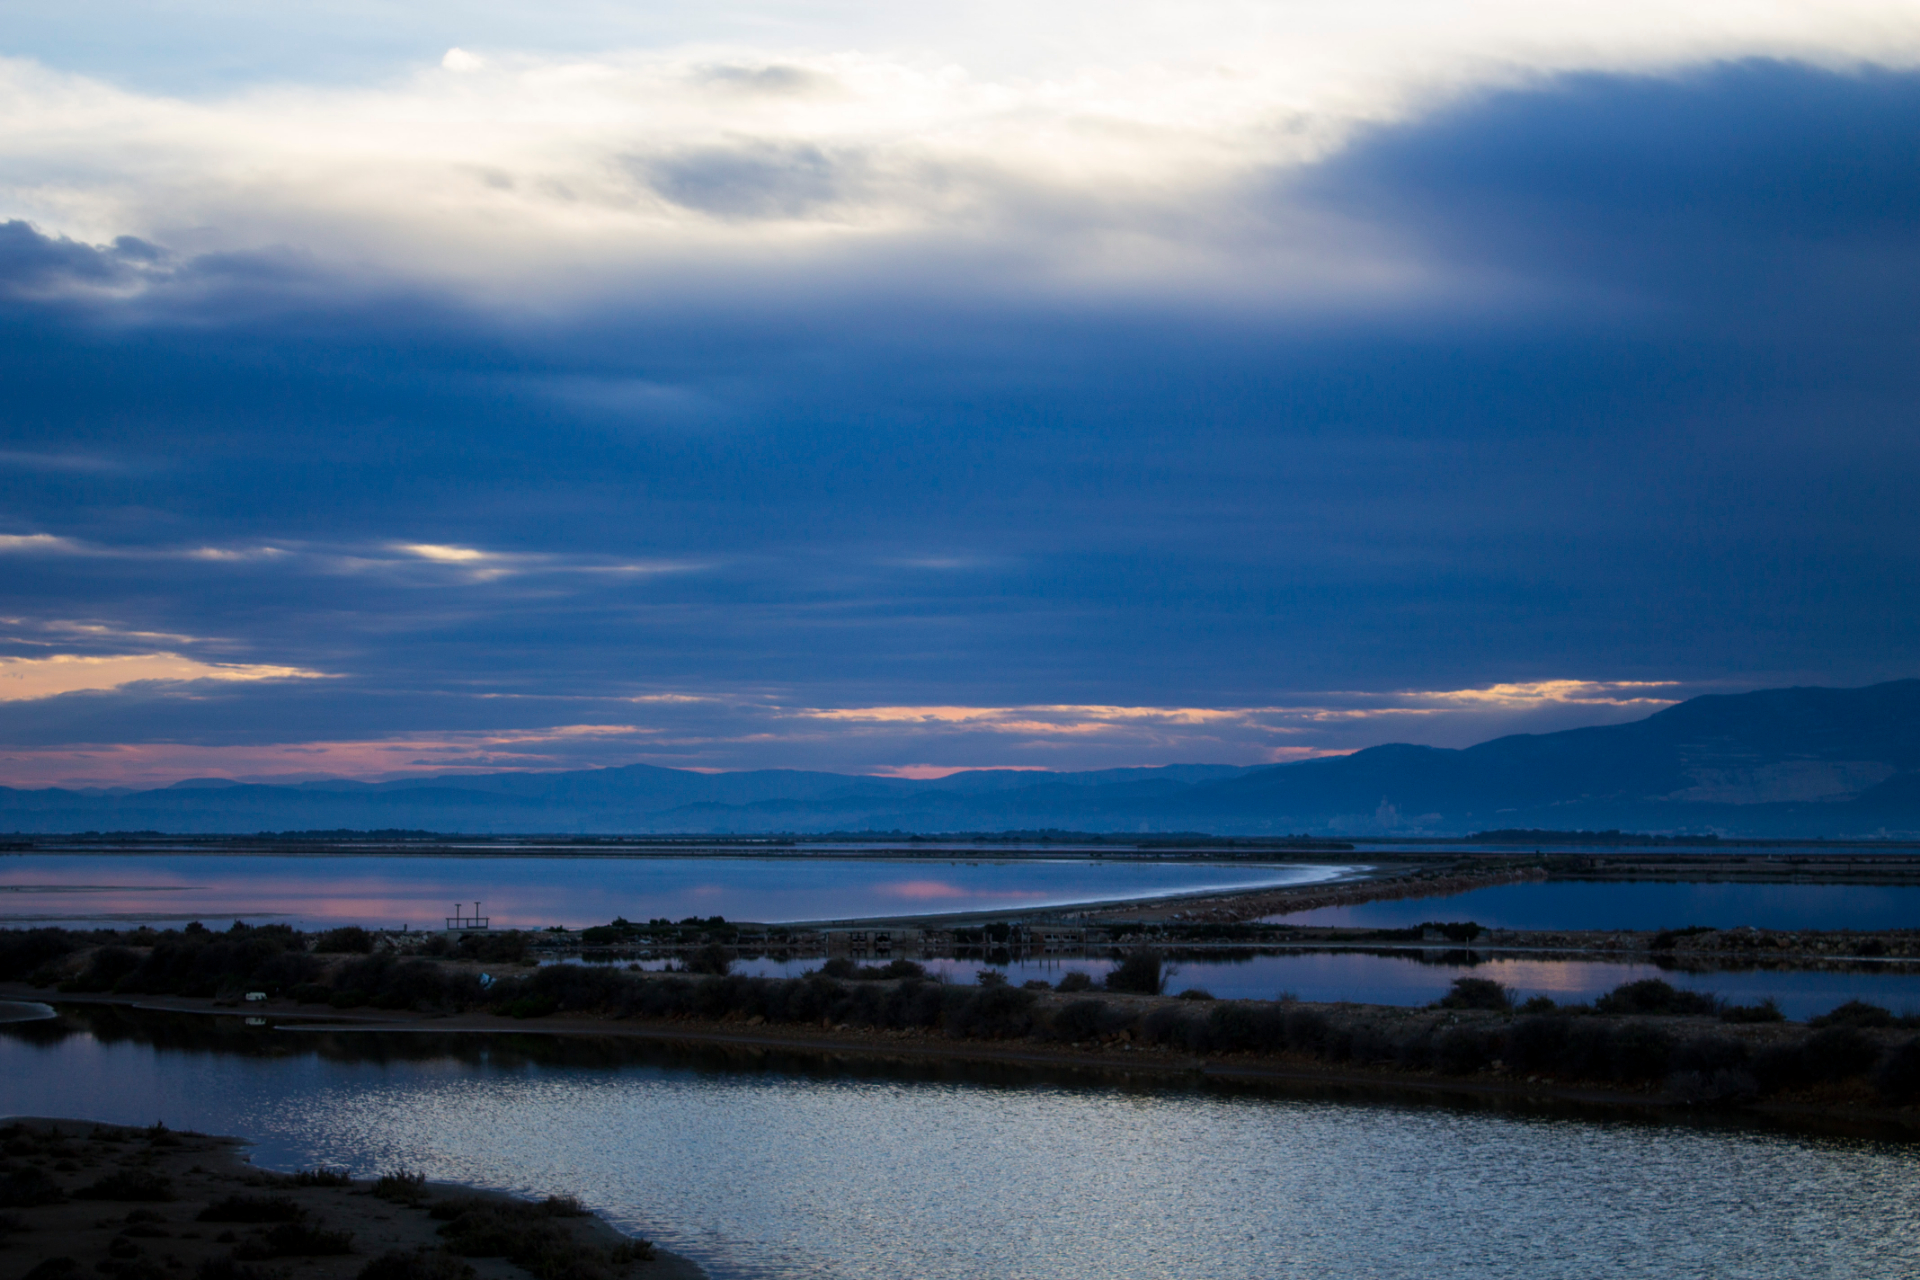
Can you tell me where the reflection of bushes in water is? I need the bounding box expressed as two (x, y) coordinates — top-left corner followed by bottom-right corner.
(1436, 978), (1512, 1012)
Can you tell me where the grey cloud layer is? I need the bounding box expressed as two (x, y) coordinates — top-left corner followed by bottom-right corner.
(0, 62), (1916, 774)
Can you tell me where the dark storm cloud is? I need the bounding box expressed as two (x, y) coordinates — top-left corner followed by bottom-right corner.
(1, 61), (1917, 771)
(0, 221), (164, 296)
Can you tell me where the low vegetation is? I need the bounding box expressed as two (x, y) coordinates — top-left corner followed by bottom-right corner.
(7, 922), (1920, 1112)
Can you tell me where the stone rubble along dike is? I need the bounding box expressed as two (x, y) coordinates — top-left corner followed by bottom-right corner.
(1092, 864), (1549, 924)
(0, 1117), (704, 1280)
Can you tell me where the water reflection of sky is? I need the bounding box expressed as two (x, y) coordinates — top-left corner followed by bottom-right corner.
(1275, 880), (1920, 932)
(0, 854), (1347, 929)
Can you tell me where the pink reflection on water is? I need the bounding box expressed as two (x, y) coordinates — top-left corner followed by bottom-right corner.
(881, 880), (971, 900)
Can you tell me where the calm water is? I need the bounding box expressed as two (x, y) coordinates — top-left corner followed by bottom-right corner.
(3, 1014), (1917, 1280)
(1277, 880), (1920, 932)
(0, 854), (1346, 930)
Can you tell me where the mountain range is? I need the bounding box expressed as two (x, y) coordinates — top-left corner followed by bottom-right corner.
(5, 680), (1919, 837)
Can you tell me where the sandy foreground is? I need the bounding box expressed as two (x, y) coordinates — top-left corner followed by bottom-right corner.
(0, 1117), (704, 1280)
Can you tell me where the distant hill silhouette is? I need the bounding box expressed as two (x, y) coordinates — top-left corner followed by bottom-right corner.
(3, 681), (1917, 836)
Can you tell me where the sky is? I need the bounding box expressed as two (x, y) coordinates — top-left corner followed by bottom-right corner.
(2, 1), (1918, 786)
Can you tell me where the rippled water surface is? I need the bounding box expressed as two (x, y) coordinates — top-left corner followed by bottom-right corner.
(1277, 879), (1920, 931)
(0, 854), (1345, 929)
(3, 1019), (1917, 1280)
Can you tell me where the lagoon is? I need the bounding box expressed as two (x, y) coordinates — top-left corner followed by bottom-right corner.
(3, 1012), (1916, 1280)
(708, 952), (1920, 1020)
(1276, 879), (1920, 932)
(0, 854), (1346, 930)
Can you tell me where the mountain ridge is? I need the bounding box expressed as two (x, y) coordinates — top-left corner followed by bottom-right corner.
(4, 680), (1918, 836)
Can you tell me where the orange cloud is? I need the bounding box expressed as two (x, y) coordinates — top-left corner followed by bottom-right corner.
(0, 652), (328, 700)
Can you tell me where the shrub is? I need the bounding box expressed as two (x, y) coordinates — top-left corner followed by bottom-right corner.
(313, 927), (375, 954)
(1435, 1025), (1498, 1075)
(1810, 1000), (1894, 1029)
(1720, 999), (1785, 1024)
(373, 1169), (428, 1205)
(356, 1249), (477, 1280)
(197, 1195), (305, 1223)
(234, 1222), (354, 1258)
(196, 1259), (277, 1280)
(456, 932), (529, 965)
(1282, 1006), (1330, 1053)
(0, 929), (83, 982)
(65, 945), (142, 993)
(1648, 926), (1715, 951)
(435, 1199), (620, 1280)
(73, 1170), (174, 1201)
(1671, 1035), (1749, 1076)
(1594, 980), (1717, 1017)
(943, 985), (1036, 1039)
(1205, 1002), (1280, 1054)
(1802, 1027), (1882, 1080)
(1517, 995), (1557, 1014)
(1753, 1027), (1881, 1092)
(501, 995), (557, 1019)
(1138, 1004), (1197, 1048)
(1104, 948), (1166, 995)
(1176, 988), (1216, 1002)
(291, 1167), (353, 1187)
(684, 943), (736, 976)
(1602, 1022), (1677, 1081)
(1050, 999), (1110, 1042)
(975, 969), (1009, 987)
(1436, 977), (1511, 1011)
(1871, 1038), (1920, 1104)
(1665, 1067), (1760, 1104)
(1505, 1015), (1572, 1074)
(1419, 921), (1483, 942)
(1056, 971), (1095, 993)
(0, 1164), (65, 1207)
